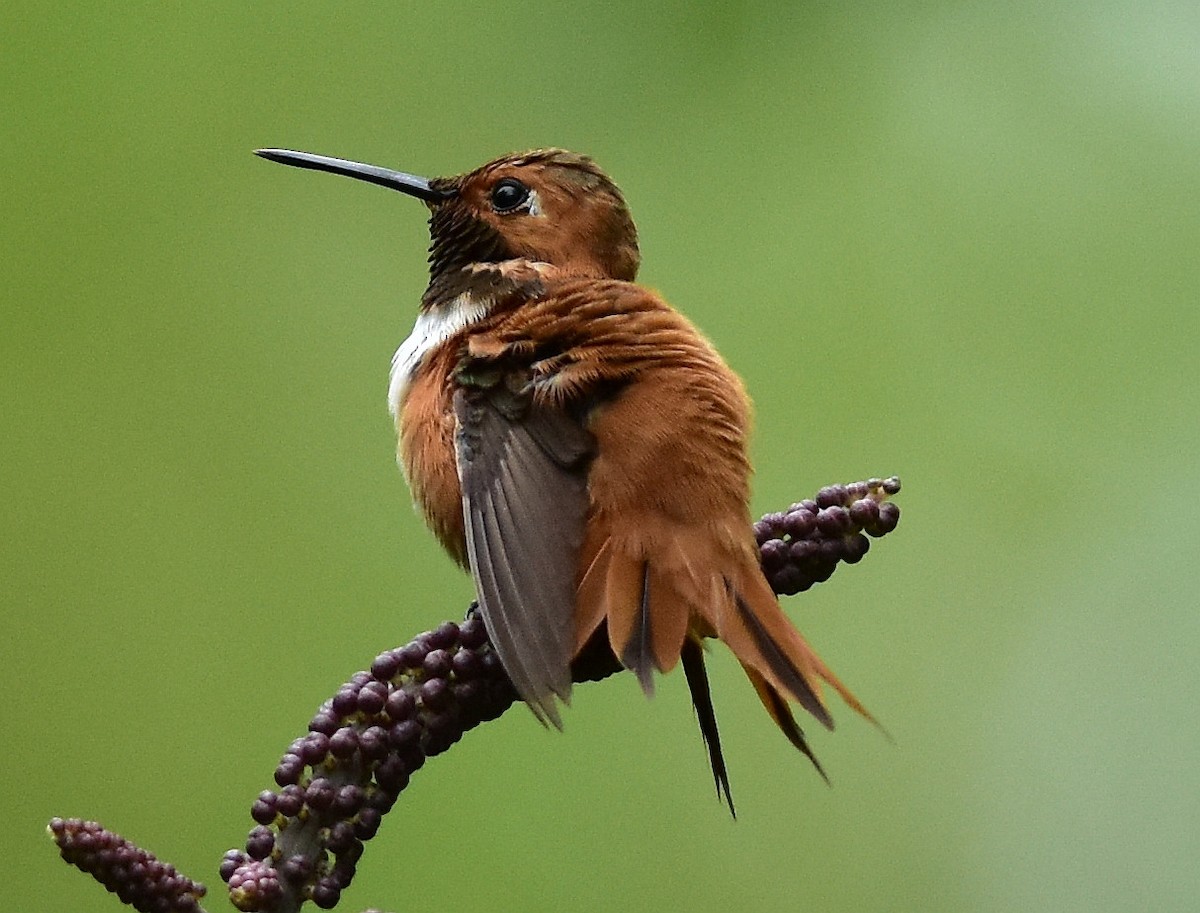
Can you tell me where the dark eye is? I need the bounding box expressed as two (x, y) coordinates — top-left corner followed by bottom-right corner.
(490, 178), (530, 213)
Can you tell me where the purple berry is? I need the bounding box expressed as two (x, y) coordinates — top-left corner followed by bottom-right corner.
(459, 615), (487, 649)
(329, 727), (359, 759)
(451, 648), (483, 679)
(245, 826), (275, 860)
(305, 778), (335, 812)
(353, 807), (383, 840)
(358, 725), (389, 760)
(423, 648), (453, 678)
(385, 688), (415, 721)
(784, 509), (816, 539)
(388, 719), (420, 749)
(849, 497), (880, 528)
(274, 754), (302, 787)
(420, 677), (450, 710)
(371, 651), (401, 681)
(276, 785), (304, 818)
(427, 621), (460, 650)
(357, 681), (388, 715)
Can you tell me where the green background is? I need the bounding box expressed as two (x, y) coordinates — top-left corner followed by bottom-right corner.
(5, 3), (1198, 911)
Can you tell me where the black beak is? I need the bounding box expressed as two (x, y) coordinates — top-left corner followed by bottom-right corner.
(254, 148), (452, 203)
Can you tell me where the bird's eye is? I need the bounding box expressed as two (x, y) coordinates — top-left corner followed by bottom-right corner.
(490, 178), (530, 213)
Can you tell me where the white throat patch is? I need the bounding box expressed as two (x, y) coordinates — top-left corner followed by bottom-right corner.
(387, 293), (494, 417)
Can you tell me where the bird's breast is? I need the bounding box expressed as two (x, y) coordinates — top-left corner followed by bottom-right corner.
(388, 293), (494, 418)
(396, 342), (469, 566)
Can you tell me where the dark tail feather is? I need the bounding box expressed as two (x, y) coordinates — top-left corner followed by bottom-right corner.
(620, 562), (656, 696)
(681, 637), (735, 816)
(742, 664), (830, 784)
(731, 589), (835, 729)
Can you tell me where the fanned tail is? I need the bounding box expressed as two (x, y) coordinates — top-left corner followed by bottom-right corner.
(573, 521), (874, 784)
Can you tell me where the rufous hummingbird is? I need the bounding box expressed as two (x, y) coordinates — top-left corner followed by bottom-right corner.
(256, 146), (874, 807)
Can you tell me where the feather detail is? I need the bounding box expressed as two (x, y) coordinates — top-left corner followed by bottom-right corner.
(728, 561), (878, 727)
(592, 548), (649, 677)
(682, 637), (735, 816)
(722, 581), (835, 729)
(453, 380), (592, 728)
(573, 522), (614, 653)
(741, 663), (828, 783)
(619, 563), (656, 696)
(645, 561), (690, 674)
(574, 517), (705, 683)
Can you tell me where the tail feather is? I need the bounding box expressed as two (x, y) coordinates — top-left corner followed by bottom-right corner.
(742, 663), (829, 783)
(574, 523), (693, 693)
(728, 585), (835, 728)
(681, 637), (735, 816)
(619, 562), (655, 695)
(575, 532), (639, 648)
(722, 561), (877, 728)
(645, 561), (690, 674)
(572, 520), (875, 777)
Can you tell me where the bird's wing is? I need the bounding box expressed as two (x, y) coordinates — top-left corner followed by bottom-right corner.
(453, 369), (595, 727)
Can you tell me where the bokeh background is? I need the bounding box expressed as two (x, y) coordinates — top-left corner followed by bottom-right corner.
(5, 3), (1198, 911)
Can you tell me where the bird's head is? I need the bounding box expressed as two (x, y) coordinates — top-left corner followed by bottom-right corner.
(256, 147), (640, 303)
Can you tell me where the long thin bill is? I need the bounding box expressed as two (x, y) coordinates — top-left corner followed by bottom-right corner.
(254, 148), (451, 202)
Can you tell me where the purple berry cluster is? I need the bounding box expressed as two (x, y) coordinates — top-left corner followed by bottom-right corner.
(220, 611), (516, 912)
(755, 476), (901, 595)
(47, 478), (901, 913)
(218, 476), (901, 911)
(48, 817), (207, 913)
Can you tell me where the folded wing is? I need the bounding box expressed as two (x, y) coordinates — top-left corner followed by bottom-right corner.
(453, 378), (594, 727)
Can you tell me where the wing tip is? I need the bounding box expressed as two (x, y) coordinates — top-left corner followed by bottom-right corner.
(526, 686), (571, 730)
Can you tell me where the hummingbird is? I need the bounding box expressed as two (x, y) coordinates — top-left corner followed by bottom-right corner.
(255, 146), (874, 808)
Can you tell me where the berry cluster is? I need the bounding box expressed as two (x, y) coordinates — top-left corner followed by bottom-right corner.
(756, 476), (901, 595)
(48, 817), (207, 913)
(220, 612), (516, 911)
(50, 476), (900, 913)
(220, 476), (902, 911)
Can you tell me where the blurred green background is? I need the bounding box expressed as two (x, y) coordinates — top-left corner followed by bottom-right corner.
(4, 3), (1198, 911)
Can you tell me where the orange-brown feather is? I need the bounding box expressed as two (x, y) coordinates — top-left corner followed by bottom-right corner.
(400, 275), (872, 751)
(724, 556), (878, 724)
(741, 663), (828, 781)
(397, 342), (469, 567)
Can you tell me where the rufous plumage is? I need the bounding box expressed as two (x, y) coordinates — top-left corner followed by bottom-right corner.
(256, 146), (874, 809)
